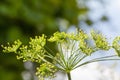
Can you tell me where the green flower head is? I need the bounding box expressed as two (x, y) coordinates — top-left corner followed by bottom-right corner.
(1, 40), (22, 53)
(112, 36), (120, 56)
(36, 62), (57, 80)
(48, 32), (68, 42)
(91, 30), (110, 50)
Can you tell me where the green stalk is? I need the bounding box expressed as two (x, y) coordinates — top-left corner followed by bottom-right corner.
(73, 58), (120, 69)
(67, 72), (71, 80)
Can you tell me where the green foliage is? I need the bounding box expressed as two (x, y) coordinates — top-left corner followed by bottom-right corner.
(2, 29), (120, 80)
(0, 0), (87, 32)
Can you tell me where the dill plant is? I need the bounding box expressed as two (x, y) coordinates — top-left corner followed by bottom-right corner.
(1, 29), (120, 80)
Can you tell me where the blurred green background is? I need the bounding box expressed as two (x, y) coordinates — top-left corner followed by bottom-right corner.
(0, 0), (98, 80)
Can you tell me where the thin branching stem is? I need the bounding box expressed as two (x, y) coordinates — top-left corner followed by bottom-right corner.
(72, 55), (87, 69)
(59, 43), (68, 68)
(45, 51), (66, 71)
(74, 58), (120, 69)
(69, 52), (84, 68)
(90, 55), (117, 61)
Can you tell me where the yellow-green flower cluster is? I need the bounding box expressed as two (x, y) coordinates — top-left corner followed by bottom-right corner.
(1, 40), (22, 53)
(48, 31), (75, 43)
(36, 62), (57, 80)
(3, 29), (120, 80)
(91, 30), (110, 50)
(48, 30), (88, 42)
(112, 36), (120, 56)
(29, 35), (46, 48)
(2, 35), (46, 63)
(19, 35), (46, 62)
(48, 30), (94, 55)
(76, 30), (88, 40)
(79, 40), (94, 55)
(48, 32), (67, 42)
(77, 30), (94, 55)
(66, 30), (88, 40)
(48, 32), (68, 42)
